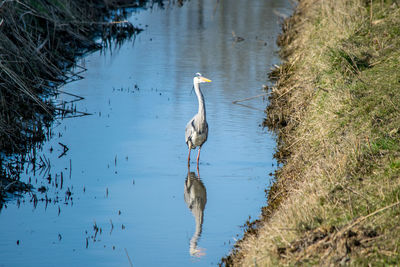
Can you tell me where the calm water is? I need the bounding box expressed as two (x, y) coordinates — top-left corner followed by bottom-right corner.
(0, 1), (291, 266)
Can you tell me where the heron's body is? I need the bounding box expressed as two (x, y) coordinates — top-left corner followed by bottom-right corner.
(185, 116), (208, 149)
(185, 73), (211, 166)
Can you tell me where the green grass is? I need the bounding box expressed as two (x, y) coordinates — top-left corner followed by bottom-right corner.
(227, 0), (400, 265)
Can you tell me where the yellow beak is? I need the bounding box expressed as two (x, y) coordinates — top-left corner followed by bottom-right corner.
(200, 77), (212, 82)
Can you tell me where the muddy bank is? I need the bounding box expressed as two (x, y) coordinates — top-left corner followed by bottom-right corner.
(224, 0), (400, 265)
(0, 0), (146, 202)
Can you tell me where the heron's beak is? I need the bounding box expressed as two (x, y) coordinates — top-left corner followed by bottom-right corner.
(200, 77), (212, 83)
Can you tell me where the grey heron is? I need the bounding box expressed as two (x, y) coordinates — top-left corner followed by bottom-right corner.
(185, 73), (212, 167)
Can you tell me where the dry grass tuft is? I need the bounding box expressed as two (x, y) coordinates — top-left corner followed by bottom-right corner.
(0, 0), (142, 173)
(223, 0), (400, 265)
(0, 0), (145, 201)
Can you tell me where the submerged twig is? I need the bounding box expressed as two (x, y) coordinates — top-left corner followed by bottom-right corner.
(232, 93), (270, 104)
(125, 248), (134, 267)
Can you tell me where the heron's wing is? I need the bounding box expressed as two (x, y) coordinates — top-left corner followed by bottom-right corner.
(185, 117), (195, 144)
(204, 121), (208, 140)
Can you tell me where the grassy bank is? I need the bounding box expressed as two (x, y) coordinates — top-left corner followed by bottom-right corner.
(225, 0), (400, 265)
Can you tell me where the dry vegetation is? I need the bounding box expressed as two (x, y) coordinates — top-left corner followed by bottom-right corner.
(223, 0), (400, 265)
(0, 0), (143, 201)
(0, 0), (141, 156)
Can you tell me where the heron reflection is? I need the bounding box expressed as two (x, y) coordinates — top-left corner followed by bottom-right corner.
(184, 171), (207, 257)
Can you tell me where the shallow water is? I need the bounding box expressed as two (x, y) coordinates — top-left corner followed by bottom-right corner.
(0, 0), (292, 266)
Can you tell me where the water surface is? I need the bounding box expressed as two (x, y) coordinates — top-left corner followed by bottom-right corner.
(0, 0), (292, 266)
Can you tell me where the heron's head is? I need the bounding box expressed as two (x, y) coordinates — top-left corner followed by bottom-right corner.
(193, 72), (212, 84)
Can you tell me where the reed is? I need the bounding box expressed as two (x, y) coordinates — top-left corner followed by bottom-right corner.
(0, 0), (142, 155)
(0, 0), (144, 202)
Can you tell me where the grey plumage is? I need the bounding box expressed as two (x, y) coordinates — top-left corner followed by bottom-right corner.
(185, 73), (211, 166)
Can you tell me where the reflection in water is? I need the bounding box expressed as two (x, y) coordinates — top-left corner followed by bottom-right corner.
(0, 0), (292, 265)
(184, 171), (207, 257)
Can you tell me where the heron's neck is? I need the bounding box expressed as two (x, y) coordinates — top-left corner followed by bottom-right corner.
(194, 82), (206, 118)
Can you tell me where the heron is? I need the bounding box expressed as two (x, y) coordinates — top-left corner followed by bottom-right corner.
(185, 73), (212, 167)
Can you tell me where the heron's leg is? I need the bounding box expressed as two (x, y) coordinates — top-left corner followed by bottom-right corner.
(187, 147), (191, 166)
(196, 146), (201, 167)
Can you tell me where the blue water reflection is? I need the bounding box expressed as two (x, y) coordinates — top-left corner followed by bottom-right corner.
(0, 0), (292, 266)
